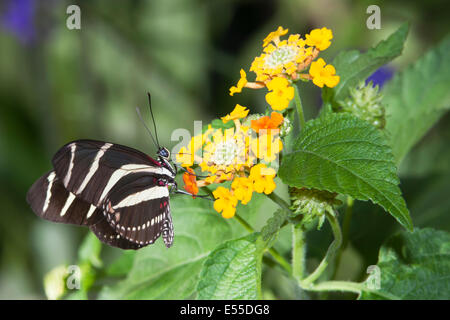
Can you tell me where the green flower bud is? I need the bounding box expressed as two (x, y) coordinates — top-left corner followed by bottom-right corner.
(337, 81), (386, 129)
(290, 187), (341, 229)
(242, 113), (264, 127)
(280, 117), (292, 137)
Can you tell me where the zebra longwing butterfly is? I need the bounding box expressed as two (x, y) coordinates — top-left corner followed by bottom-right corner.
(26, 94), (190, 250)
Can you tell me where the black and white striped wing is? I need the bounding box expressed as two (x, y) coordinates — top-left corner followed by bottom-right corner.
(27, 139), (175, 250)
(89, 215), (143, 250)
(26, 171), (142, 249)
(103, 172), (174, 248)
(27, 171), (103, 226)
(51, 139), (172, 207)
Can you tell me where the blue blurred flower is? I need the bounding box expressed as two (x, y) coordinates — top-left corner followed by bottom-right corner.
(366, 65), (394, 88)
(1, 0), (36, 45)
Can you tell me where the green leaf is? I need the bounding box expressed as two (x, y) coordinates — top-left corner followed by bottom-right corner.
(196, 233), (264, 300)
(78, 233), (102, 268)
(98, 196), (245, 299)
(278, 113), (412, 231)
(261, 209), (288, 243)
(384, 34), (450, 163)
(360, 228), (450, 300)
(323, 23), (409, 106)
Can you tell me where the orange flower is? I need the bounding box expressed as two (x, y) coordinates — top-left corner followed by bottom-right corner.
(251, 112), (284, 133)
(182, 168), (198, 197)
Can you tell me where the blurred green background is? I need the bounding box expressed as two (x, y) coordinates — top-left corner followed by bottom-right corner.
(0, 0), (449, 299)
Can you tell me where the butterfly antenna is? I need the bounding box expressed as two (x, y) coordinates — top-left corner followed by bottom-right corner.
(147, 92), (160, 149)
(136, 107), (159, 149)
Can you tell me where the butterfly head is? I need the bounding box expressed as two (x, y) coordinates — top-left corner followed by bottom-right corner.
(157, 147), (170, 160)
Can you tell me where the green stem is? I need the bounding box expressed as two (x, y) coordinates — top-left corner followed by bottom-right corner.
(292, 224), (306, 281)
(304, 280), (399, 300)
(234, 213), (292, 275)
(332, 196), (354, 279)
(267, 192), (291, 212)
(294, 84), (306, 129)
(234, 213), (254, 234)
(341, 196), (354, 249)
(300, 211), (342, 286)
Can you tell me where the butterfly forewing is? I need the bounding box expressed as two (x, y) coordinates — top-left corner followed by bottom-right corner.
(52, 140), (172, 206)
(26, 171), (103, 226)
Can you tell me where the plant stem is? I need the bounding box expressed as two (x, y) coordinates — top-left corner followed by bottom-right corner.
(341, 196), (354, 249)
(234, 213), (292, 275)
(267, 192), (291, 212)
(292, 224), (306, 281)
(300, 211), (342, 286)
(234, 213), (254, 234)
(304, 280), (399, 300)
(332, 196), (354, 279)
(294, 84), (306, 129)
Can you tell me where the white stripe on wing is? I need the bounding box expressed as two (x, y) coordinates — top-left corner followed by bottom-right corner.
(43, 171), (56, 213)
(76, 143), (113, 194)
(98, 164), (173, 206)
(112, 186), (169, 209)
(63, 143), (76, 187)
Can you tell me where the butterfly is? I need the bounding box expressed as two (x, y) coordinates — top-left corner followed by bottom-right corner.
(26, 94), (203, 250)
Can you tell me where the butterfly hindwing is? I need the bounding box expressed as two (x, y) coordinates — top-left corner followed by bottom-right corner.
(103, 172), (174, 248)
(89, 215), (143, 250)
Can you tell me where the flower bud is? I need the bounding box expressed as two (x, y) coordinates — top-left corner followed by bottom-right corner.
(338, 81), (386, 129)
(290, 187), (341, 229)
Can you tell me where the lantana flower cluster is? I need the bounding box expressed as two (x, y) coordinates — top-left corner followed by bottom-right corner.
(230, 26), (340, 112)
(178, 26), (340, 219)
(177, 105), (283, 218)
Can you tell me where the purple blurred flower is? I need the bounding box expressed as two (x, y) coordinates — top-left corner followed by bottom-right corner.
(1, 0), (36, 45)
(366, 65), (394, 88)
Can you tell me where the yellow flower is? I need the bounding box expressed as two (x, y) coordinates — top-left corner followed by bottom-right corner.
(251, 29), (312, 82)
(249, 164), (277, 194)
(231, 177), (253, 205)
(213, 187), (238, 218)
(265, 77), (294, 111)
(250, 131), (283, 163)
(221, 104), (250, 123)
(176, 105), (282, 219)
(263, 26), (288, 47)
(229, 69), (248, 96)
(176, 131), (210, 167)
(235, 26), (338, 95)
(309, 58), (340, 88)
(305, 27), (333, 51)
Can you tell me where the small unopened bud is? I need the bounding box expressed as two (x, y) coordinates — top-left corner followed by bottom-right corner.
(290, 187), (341, 229)
(337, 81), (386, 129)
(280, 117), (292, 137)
